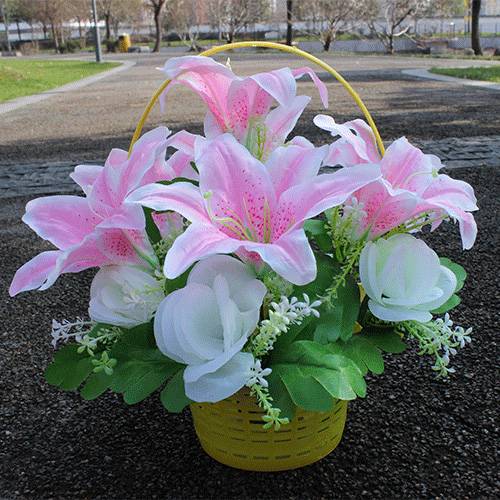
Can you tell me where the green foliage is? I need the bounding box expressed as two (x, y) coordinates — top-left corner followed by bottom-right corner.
(107, 322), (183, 404)
(45, 344), (95, 391)
(267, 340), (367, 412)
(431, 258), (467, 314)
(303, 219), (333, 252)
(160, 368), (194, 412)
(46, 321), (184, 405)
(313, 274), (360, 344)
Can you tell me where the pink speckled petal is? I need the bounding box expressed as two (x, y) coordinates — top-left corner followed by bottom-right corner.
(22, 196), (102, 250)
(9, 250), (61, 295)
(162, 223), (243, 279)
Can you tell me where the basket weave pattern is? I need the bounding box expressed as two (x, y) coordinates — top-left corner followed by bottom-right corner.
(190, 390), (348, 471)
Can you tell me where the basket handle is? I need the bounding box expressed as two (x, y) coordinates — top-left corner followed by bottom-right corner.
(129, 41), (385, 157)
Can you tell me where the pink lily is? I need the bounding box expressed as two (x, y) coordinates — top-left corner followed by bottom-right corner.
(127, 134), (381, 285)
(159, 56), (328, 159)
(316, 117), (478, 248)
(10, 127), (178, 296)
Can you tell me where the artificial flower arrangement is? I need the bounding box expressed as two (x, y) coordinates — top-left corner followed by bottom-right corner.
(10, 45), (477, 468)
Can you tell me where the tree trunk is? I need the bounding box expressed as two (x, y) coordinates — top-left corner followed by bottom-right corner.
(104, 12), (111, 40)
(0, 2), (12, 53)
(153, 5), (162, 52)
(323, 33), (331, 52)
(286, 0), (293, 46)
(471, 0), (483, 56)
(51, 23), (59, 53)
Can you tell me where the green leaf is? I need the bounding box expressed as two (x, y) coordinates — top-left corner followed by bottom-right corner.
(81, 369), (114, 400)
(430, 294), (461, 314)
(164, 265), (191, 294)
(143, 207), (162, 245)
(360, 327), (407, 354)
(158, 177), (199, 187)
(440, 257), (467, 292)
(123, 368), (176, 404)
(160, 368), (194, 412)
(313, 274), (360, 344)
(294, 252), (340, 299)
(268, 340), (366, 411)
(45, 344), (95, 391)
(265, 370), (297, 421)
(106, 322), (183, 404)
(431, 258), (466, 314)
(303, 219), (332, 252)
(327, 336), (384, 376)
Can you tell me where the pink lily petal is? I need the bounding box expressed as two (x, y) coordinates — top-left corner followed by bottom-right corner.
(291, 67), (329, 108)
(90, 127), (171, 212)
(126, 181), (210, 224)
(160, 56), (234, 127)
(22, 196), (103, 250)
(95, 227), (156, 267)
(422, 175), (478, 212)
(97, 204), (146, 231)
(314, 115), (380, 167)
(41, 235), (112, 290)
(380, 138), (438, 193)
(246, 229), (317, 285)
(265, 143), (326, 196)
(166, 130), (197, 155)
(247, 68), (297, 108)
(196, 135), (278, 242)
(9, 251), (61, 296)
(163, 223), (244, 279)
(274, 163), (381, 234)
(264, 95), (311, 146)
(70, 165), (103, 195)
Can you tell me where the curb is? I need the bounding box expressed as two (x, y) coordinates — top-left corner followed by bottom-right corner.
(0, 59), (136, 116)
(402, 68), (500, 91)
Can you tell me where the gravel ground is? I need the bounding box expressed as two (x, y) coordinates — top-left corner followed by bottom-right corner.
(1, 51), (499, 500)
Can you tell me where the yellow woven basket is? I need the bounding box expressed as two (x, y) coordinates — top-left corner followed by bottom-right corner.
(190, 390), (348, 472)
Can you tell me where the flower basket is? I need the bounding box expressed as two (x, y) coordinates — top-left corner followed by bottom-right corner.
(10, 41), (477, 474)
(190, 390), (348, 471)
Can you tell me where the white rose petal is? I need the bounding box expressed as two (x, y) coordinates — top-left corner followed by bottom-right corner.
(359, 234), (457, 323)
(154, 255), (267, 402)
(89, 266), (164, 327)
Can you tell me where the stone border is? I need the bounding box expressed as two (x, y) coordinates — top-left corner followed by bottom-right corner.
(0, 59), (136, 116)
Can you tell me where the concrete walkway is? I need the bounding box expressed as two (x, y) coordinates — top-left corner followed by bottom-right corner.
(1, 49), (500, 199)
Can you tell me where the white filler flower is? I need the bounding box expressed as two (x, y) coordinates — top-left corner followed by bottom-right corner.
(154, 255), (267, 402)
(359, 234), (457, 322)
(89, 266), (164, 327)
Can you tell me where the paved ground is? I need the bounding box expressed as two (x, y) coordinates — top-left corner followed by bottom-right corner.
(1, 48), (500, 500)
(1, 49), (500, 198)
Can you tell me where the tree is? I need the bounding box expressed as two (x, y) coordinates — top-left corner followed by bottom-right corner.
(147, 0), (167, 52)
(0, 0), (14, 52)
(204, 0), (268, 44)
(358, 0), (421, 54)
(166, 0), (202, 51)
(471, 0), (482, 55)
(286, 0), (293, 45)
(35, 0), (69, 53)
(98, 0), (142, 40)
(300, 0), (355, 51)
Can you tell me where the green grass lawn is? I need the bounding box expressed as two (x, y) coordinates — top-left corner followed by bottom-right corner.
(429, 65), (500, 83)
(0, 59), (121, 103)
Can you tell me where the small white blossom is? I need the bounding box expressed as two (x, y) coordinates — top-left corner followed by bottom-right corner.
(245, 360), (272, 387)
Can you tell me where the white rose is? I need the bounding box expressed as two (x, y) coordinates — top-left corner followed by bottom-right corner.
(154, 255), (267, 402)
(89, 266), (164, 327)
(359, 234), (457, 322)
